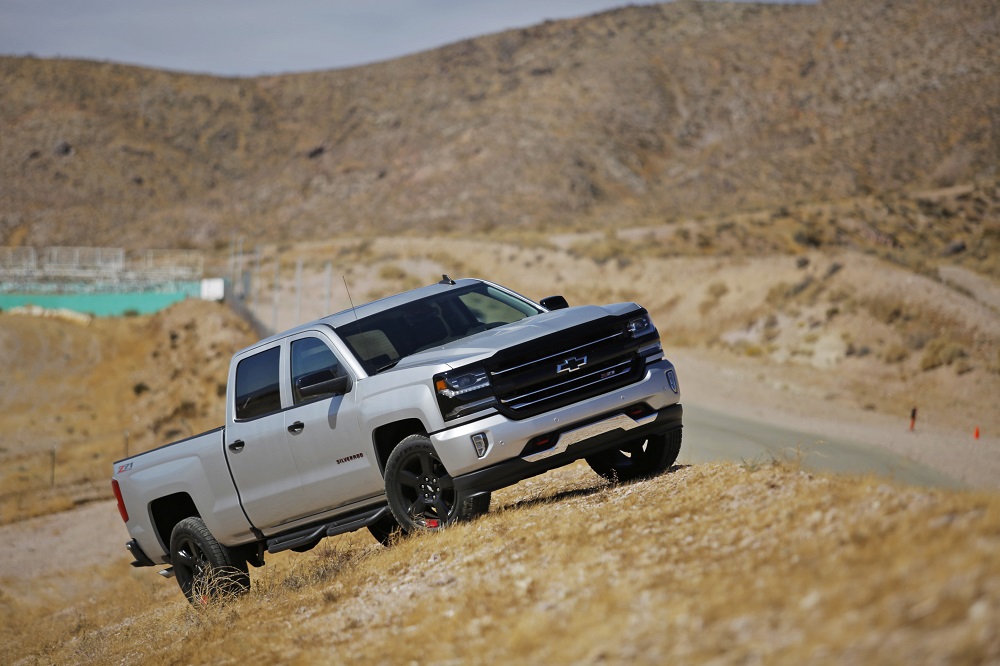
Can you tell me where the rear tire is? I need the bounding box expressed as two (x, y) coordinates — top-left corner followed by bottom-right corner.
(170, 516), (250, 605)
(384, 434), (490, 534)
(585, 429), (681, 483)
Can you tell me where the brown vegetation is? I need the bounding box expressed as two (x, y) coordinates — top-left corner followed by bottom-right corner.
(3, 461), (999, 664)
(0, 300), (256, 524)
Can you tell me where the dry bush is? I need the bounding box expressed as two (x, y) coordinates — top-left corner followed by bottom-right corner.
(920, 336), (967, 371)
(569, 231), (634, 268)
(377, 263), (409, 281)
(864, 295), (915, 325)
(699, 281), (730, 315)
(884, 342), (910, 364)
(334, 239), (375, 261)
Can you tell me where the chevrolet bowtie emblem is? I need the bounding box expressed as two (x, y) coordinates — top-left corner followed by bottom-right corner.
(556, 355), (588, 373)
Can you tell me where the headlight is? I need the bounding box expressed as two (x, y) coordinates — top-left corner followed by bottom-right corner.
(434, 365), (498, 421)
(627, 314), (655, 338)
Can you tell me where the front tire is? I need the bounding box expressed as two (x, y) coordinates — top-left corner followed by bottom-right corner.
(170, 516), (250, 605)
(384, 435), (490, 534)
(585, 429), (681, 483)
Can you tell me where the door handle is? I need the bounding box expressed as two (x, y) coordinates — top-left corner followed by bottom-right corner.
(228, 439), (245, 453)
(287, 421), (305, 434)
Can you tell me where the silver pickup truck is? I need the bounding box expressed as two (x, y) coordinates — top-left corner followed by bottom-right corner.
(112, 277), (682, 603)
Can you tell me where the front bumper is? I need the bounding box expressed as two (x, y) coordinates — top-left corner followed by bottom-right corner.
(431, 359), (681, 478)
(452, 402), (682, 495)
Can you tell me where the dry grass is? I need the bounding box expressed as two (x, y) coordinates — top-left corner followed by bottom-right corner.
(0, 434), (124, 523)
(921, 336), (968, 372)
(5, 461), (999, 665)
(0, 302), (257, 525)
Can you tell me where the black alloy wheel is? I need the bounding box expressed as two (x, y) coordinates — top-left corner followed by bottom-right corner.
(169, 516), (249, 605)
(585, 430), (682, 483)
(384, 435), (489, 533)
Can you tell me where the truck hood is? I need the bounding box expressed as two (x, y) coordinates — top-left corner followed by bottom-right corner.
(390, 303), (642, 371)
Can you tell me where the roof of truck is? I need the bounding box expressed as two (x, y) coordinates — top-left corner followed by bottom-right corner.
(322, 276), (484, 329)
(246, 277), (501, 351)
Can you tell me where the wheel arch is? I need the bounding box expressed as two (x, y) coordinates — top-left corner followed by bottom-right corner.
(372, 419), (428, 475)
(149, 492), (200, 556)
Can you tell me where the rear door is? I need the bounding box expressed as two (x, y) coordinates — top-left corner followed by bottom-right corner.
(225, 343), (312, 529)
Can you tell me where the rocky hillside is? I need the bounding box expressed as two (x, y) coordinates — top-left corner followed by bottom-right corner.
(1, 0), (998, 248)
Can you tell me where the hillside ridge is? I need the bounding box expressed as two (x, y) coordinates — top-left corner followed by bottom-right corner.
(2, 0), (998, 248)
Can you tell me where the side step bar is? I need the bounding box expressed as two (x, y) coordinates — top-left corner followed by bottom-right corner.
(266, 506), (391, 554)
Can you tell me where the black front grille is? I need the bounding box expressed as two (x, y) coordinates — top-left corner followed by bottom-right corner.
(486, 317), (646, 419)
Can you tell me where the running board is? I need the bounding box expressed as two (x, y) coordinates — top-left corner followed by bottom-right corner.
(266, 506), (391, 554)
(158, 567), (175, 579)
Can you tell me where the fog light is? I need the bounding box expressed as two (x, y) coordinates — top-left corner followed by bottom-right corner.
(471, 432), (489, 458)
(666, 368), (679, 394)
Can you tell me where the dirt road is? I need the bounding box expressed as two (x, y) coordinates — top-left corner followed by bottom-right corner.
(681, 403), (965, 489)
(677, 350), (999, 490)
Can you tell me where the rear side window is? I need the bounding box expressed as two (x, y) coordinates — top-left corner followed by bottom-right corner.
(234, 347), (281, 420)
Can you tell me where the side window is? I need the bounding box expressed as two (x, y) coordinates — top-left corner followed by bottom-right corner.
(291, 337), (344, 404)
(234, 347), (281, 420)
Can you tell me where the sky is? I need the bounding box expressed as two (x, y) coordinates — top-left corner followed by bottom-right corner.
(0, 0), (670, 77)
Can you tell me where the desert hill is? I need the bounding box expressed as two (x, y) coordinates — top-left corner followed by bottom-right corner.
(2, 2), (1000, 661)
(2, 0), (998, 248)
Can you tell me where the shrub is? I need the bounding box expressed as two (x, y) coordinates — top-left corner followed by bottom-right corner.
(699, 281), (729, 315)
(920, 337), (966, 371)
(707, 282), (729, 300)
(378, 264), (408, 281)
(884, 343), (909, 364)
(864, 296), (912, 325)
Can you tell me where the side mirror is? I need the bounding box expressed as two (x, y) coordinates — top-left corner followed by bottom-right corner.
(540, 295), (569, 311)
(297, 371), (352, 400)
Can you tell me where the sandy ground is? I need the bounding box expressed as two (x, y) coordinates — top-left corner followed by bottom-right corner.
(2, 347), (995, 590)
(0, 500), (130, 580)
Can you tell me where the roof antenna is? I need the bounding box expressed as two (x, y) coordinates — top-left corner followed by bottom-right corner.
(343, 275), (372, 367)
(439, 274), (456, 285)
(342, 275), (357, 314)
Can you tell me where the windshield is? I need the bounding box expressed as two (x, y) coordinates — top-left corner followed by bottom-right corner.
(335, 283), (543, 375)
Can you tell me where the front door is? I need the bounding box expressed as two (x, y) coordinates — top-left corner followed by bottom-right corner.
(285, 333), (383, 513)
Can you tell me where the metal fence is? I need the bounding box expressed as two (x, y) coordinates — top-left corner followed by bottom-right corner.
(0, 246), (204, 291)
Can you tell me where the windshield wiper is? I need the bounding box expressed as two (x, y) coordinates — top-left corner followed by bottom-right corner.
(375, 359), (401, 374)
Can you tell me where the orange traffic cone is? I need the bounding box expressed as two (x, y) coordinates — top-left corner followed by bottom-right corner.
(974, 426), (980, 440)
